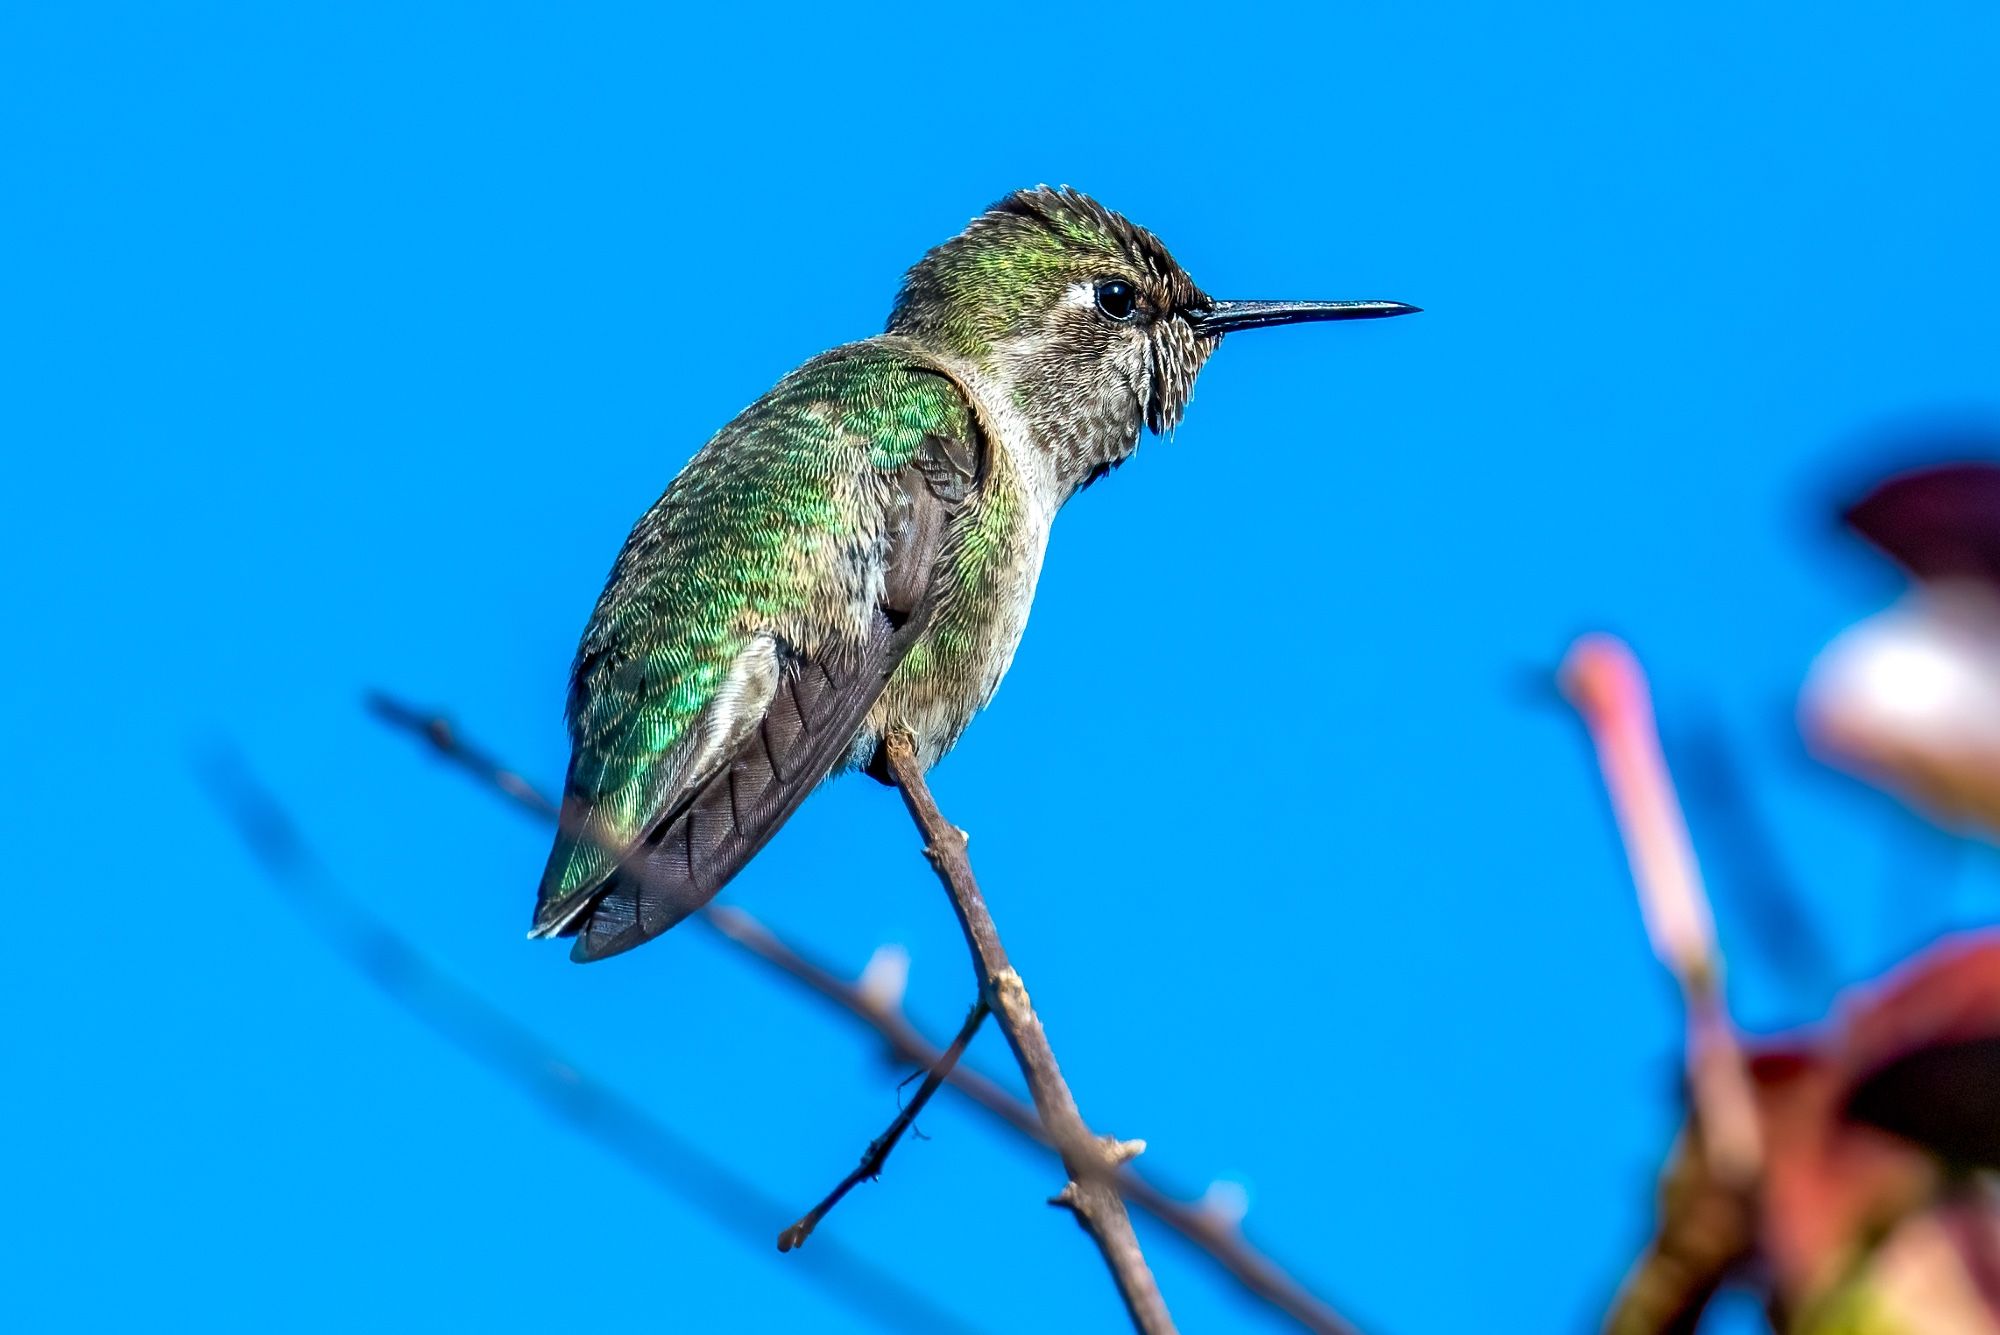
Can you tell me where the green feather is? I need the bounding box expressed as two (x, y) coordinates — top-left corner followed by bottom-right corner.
(538, 346), (971, 911)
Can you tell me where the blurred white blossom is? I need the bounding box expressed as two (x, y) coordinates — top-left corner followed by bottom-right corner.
(1804, 584), (2000, 833)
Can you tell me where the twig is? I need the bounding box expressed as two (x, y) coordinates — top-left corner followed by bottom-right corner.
(879, 730), (1175, 1335)
(1599, 1127), (1755, 1335)
(370, 692), (1365, 1335)
(700, 907), (1361, 1335)
(367, 692), (558, 817)
(779, 1001), (989, 1252)
(1559, 634), (1763, 1185)
(196, 745), (989, 1335)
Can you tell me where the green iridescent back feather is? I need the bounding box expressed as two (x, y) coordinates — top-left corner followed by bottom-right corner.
(539, 347), (971, 910)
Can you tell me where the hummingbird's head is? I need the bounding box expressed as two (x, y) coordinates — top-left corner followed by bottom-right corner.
(886, 186), (1417, 497)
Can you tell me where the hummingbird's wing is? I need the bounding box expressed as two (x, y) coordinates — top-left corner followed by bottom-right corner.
(531, 348), (981, 962)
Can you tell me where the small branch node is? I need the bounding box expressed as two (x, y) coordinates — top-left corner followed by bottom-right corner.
(856, 943), (911, 1016)
(987, 966), (1030, 1012)
(1106, 1137), (1148, 1166)
(1198, 1181), (1252, 1229)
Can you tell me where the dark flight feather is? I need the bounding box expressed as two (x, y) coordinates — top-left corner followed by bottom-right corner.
(566, 438), (974, 962)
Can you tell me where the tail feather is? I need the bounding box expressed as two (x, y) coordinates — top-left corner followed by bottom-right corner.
(558, 628), (900, 963)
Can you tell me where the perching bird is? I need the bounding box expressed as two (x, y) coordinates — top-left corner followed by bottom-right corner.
(533, 187), (1417, 961)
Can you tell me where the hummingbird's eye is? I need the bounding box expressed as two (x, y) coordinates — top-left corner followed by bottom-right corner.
(1094, 279), (1137, 322)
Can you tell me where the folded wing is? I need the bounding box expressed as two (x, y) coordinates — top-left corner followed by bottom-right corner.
(532, 351), (979, 962)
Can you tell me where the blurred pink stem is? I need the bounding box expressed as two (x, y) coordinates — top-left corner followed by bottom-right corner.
(1560, 634), (1763, 1185)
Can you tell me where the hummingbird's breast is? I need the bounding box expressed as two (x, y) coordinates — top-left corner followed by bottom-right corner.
(863, 373), (1055, 769)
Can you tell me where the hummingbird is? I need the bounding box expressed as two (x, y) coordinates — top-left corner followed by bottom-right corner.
(533, 187), (1418, 962)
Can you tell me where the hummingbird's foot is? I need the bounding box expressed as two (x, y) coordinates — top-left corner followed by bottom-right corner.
(862, 739), (896, 786)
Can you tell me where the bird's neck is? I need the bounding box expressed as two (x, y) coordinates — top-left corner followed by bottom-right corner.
(880, 336), (1142, 519)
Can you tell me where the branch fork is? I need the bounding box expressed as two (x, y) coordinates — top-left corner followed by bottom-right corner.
(875, 729), (1176, 1335)
(370, 694), (1362, 1334)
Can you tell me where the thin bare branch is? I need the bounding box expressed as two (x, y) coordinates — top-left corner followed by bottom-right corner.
(780, 1001), (989, 1252)
(366, 692), (558, 818)
(196, 745), (988, 1335)
(699, 908), (1362, 1335)
(370, 692), (1365, 1335)
(1599, 1127), (1755, 1335)
(880, 729), (1175, 1335)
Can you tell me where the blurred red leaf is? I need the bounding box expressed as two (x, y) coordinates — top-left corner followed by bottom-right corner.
(1839, 933), (2000, 1169)
(1846, 462), (2000, 588)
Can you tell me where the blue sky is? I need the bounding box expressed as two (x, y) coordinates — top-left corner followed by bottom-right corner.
(6, 3), (2000, 1331)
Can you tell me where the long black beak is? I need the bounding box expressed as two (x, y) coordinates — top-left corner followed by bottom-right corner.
(1186, 299), (1421, 337)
